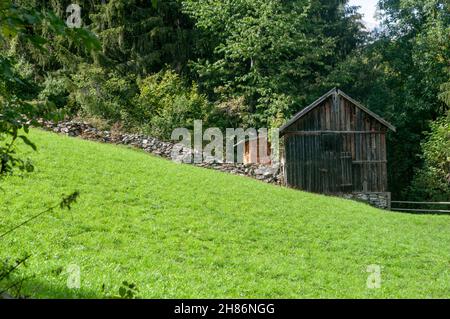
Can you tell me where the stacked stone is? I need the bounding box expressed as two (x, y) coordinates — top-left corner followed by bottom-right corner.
(38, 120), (284, 185)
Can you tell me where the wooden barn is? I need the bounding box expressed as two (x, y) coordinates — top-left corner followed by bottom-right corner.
(279, 88), (396, 196)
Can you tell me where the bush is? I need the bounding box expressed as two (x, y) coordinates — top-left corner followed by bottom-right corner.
(408, 114), (450, 201)
(70, 67), (211, 140)
(134, 70), (211, 140)
(71, 64), (137, 123)
(38, 72), (70, 110)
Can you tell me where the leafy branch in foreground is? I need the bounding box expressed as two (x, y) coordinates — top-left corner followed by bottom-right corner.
(0, 191), (80, 239)
(1, 0), (100, 180)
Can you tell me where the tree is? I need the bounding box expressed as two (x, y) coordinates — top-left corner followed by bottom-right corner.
(324, 0), (450, 197)
(183, 0), (365, 129)
(0, 0), (100, 178)
(409, 114), (450, 201)
(134, 69), (211, 139)
(90, 0), (195, 75)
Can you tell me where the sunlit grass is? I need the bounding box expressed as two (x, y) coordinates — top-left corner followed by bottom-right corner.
(0, 129), (449, 298)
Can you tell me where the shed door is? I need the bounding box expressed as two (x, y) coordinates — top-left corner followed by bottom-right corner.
(320, 134), (353, 193)
(340, 152), (353, 192)
(320, 133), (341, 193)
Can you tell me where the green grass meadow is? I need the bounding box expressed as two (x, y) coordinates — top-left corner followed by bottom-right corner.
(0, 129), (449, 298)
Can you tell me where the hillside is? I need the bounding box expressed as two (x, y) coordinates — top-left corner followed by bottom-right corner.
(0, 130), (449, 298)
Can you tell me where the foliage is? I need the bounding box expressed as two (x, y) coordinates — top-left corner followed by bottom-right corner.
(0, 0), (100, 179)
(0, 254), (31, 298)
(102, 281), (140, 299)
(324, 0), (450, 197)
(439, 80), (450, 107)
(0, 0), (92, 298)
(89, 0), (195, 75)
(9, 0), (367, 134)
(182, 0), (364, 128)
(409, 114), (450, 201)
(0, 192), (79, 298)
(1, 129), (449, 298)
(38, 72), (71, 110)
(3, 0), (101, 78)
(71, 64), (137, 123)
(134, 69), (211, 139)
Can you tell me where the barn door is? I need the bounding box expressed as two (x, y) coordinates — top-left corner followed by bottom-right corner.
(320, 133), (341, 193)
(320, 134), (353, 193)
(340, 152), (353, 192)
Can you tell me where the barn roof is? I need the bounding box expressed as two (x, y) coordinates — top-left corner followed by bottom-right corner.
(279, 88), (396, 135)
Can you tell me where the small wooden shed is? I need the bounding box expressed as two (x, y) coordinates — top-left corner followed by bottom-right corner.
(279, 88), (396, 195)
(242, 137), (272, 165)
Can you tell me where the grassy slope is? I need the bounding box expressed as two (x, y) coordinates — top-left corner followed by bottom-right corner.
(0, 129), (449, 298)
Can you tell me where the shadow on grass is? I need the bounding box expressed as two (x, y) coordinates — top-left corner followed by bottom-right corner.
(15, 278), (102, 299)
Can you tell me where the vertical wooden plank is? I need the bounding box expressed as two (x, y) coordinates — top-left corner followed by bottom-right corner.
(288, 136), (292, 187)
(345, 99), (351, 131)
(322, 101), (327, 131)
(296, 135), (301, 189)
(292, 135), (297, 188)
(355, 107), (360, 131)
(380, 133), (386, 161)
(286, 136), (290, 186)
(291, 135), (295, 188)
(298, 135), (302, 189)
(300, 135), (304, 190)
(351, 133), (355, 161)
(325, 101), (331, 130)
(313, 112), (317, 130)
(310, 135), (314, 192)
(305, 135), (309, 191)
(349, 101), (355, 131)
(381, 133), (387, 191)
(313, 135), (318, 192)
(355, 133), (362, 191)
(332, 93), (337, 131)
(376, 133), (381, 191)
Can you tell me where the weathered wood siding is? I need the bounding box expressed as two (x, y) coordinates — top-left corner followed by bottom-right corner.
(283, 95), (388, 193)
(243, 139), (272, 165)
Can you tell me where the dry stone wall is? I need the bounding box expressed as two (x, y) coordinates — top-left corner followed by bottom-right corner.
(39, 120), (284, 185)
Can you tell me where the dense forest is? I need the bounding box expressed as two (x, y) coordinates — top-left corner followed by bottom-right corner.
(1, 0), (449, 200)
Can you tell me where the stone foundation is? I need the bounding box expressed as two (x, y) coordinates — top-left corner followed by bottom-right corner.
(342, 192), (391, 210)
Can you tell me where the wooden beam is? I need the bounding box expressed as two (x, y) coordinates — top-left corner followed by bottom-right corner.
(284, 131), (386, 135)
(352, 160), (388, 164)
(391, 208), (450, 214)
(391, 201), (450, 205)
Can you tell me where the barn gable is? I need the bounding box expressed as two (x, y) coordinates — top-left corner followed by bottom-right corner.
(280, 88), (396, 135)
